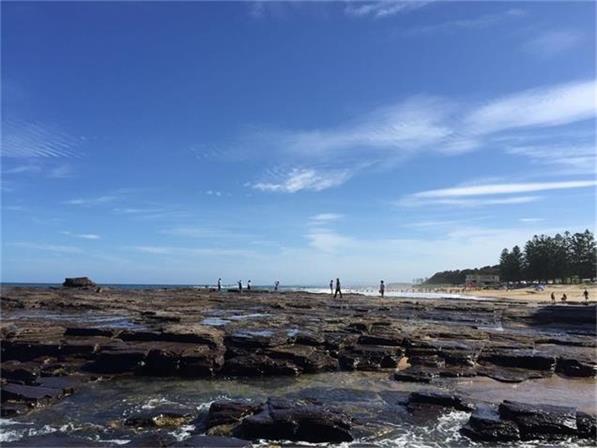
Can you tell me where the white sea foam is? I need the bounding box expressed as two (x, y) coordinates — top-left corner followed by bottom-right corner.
(169, 424), (195, 442)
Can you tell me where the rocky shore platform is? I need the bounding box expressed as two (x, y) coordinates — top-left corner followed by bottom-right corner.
(1, 285), (595, 446)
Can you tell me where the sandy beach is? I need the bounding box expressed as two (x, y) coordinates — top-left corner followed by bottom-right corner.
(461, 284), (596, 303)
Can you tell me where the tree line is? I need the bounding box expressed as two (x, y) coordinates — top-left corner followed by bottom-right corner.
(424, 265), (499, 285)
(499, 229), (596, 283)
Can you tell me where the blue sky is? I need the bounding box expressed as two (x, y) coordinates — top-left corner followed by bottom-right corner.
(1, 1), (595, 285)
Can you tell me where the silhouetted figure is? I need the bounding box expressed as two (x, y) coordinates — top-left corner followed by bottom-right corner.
(334, 278), (343, 299)
(329, 280), (333, 294)
(238, 280), (242, 292)
(217, 278), (222, 291)
(561, 293), (567, 303)
(379, 280), (385, 298)
(274, 280), (279, 291)
(583, 289), (589, 302)
(551, 292), (555, 304)
(247, 280), (251, 290)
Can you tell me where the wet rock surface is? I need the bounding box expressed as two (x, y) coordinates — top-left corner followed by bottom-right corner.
(1, 286), (596, 446)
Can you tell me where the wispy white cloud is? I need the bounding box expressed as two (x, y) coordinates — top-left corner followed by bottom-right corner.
(161, 226), (251, 239)
(464, 80), (596, 135)
(505, 144), (596, 174)
(48, 164), (73, 179)
(522, 30), (583, 58)
(244, 79), (596, 176)
(9, 242), (82, 254)
(130, 245), (256, 258)
(275, 96), (453, 156)
(1, 119), (82, 158)
(64, 195), (119, 206)
(405, 8), (525, 35)
(416, 195), (542, 207)
(309, 213), (344, 222)
(112, 206), (191, 220)
(252, 167), (351, 193)
(520, 218), (544, 223)
(61, 231), (101, 240)
(2, 165), (41, 174)
(345, 1), (432, 19)
(306, 229), (354, 253)
(2, 162), (74, 179)
(410, 180), (597, 199)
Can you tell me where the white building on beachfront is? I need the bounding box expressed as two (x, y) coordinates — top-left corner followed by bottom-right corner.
(465, 274), (500, 286)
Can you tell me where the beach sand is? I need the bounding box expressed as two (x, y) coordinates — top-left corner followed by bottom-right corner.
(459, 283), (596, 303)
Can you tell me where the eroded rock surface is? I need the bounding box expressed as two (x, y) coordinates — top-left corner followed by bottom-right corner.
(1, 285), (595, 427)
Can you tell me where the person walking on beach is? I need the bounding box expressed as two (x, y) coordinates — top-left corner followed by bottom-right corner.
(379, 280), (385, 298)
(329, 280), (333, 294)
(217, 278), (222, 291)
(274, 280), (279, 291)
(583, 289), (589, 302)
(551, 292), (555, 304)
(238, 280), (242, 292)
(561, 293), (567, 303)
(334, 278), (343, 299)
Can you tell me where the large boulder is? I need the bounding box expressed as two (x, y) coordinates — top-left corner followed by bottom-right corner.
(338, 344), (403, 371)
(140, 342), (224, 377)
(206, 401), (260, 436)
(62, 277), (96, 288)
(479, 348), (556, 371)
(223, 354), (301, 376)
(239, 398), (353, 443)
(498, 400), (577, 440)
(461, 403), (520, 442)
(408, 391), (474, 412)
(576, 411), (597, 439)
(265, 345), (337, 373)
(1, 383), (64, 406)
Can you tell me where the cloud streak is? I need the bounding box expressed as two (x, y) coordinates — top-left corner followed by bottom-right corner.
(405, 8), (525, 35)
(243, 79), (596, 181)
(252, 167), (351, 193)
(410, 180), (597, 198)
(1, 119), (82, 159)
(345, 1), (432, 19)
(61, 231), (101, 240)
(522, 30), (583, 58)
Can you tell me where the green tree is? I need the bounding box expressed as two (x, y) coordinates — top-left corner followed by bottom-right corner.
(569, 230), (596, 280)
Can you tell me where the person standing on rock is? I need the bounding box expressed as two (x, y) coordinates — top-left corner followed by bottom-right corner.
(274, 280), (279, 291)
(561, 293), (567, 303)
(379, 280), (385, 298)
(329, 280), (333, 294)
(550, 292), (555, 304)
(334, 278), (343, 299)
(238, 280), (242, 292)
(217, 278), (222, 291)
(247, 280), (251, 291)
(583, 289), (589, 302)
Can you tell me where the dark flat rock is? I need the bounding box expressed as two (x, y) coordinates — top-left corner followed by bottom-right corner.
(409, 390), (474, 412)
(2, 434), (105, 447)
(1, 383), (63, 404)
(461, 403), (520, 442)
(498, 400), (578, 440)
(240, 398), (353, 443)
(174, 435), (252, 447)
(577, 411), (597, 439)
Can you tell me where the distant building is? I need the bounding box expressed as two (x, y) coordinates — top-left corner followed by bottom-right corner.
(465, 274), (500, 286)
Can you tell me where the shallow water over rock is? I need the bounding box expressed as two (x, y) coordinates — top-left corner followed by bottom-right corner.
(2, 372), (594, 447)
